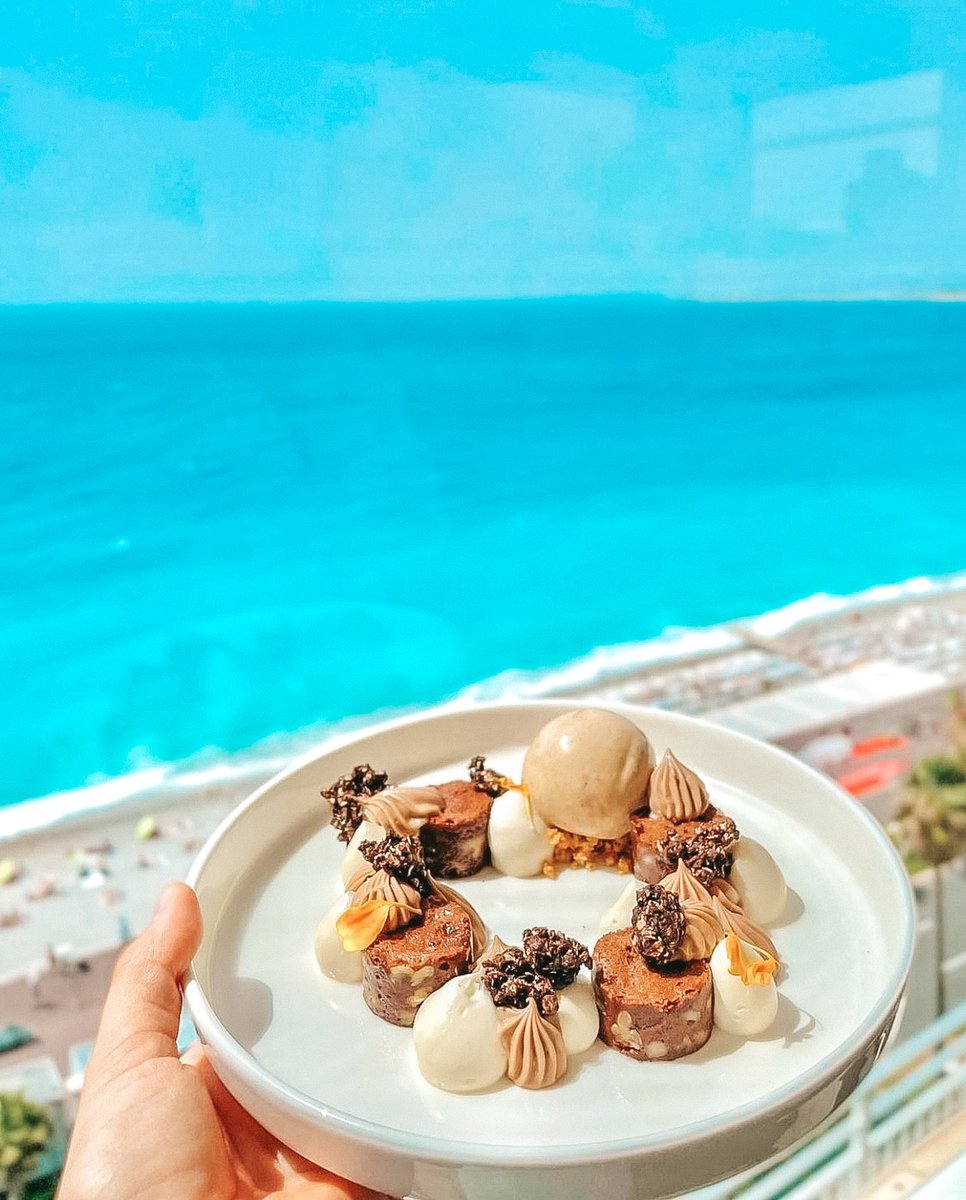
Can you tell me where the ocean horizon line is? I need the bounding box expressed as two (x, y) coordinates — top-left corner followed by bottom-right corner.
(2, 291), (964, 310)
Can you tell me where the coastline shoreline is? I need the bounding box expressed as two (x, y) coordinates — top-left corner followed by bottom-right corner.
(4, 568), (964, 845)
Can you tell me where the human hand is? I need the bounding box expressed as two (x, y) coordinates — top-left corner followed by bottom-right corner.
(58, 882), (387, 1200)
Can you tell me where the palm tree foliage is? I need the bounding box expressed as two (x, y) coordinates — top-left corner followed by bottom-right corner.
(890, 695), (966, 872)
(888, 692), (966, 1014)
(0, 1091), (53, 1197)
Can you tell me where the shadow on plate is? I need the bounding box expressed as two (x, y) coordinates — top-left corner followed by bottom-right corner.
(772, 887), (805, 928)
(217, 975), (274, 1050)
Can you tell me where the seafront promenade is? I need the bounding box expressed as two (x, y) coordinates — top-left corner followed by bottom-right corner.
(2, 573), (966, 1078)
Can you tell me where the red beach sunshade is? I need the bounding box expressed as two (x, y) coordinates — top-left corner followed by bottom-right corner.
(850, 734), (909, 759)
(836, 758), (910, 797)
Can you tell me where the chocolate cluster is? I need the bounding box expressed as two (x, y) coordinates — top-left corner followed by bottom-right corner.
(482, 926), (591, 1016)
(656, 816), (739, 886)
(322, 763), (390, 843)
(482, 947), (559, 1017)
(359, 833), (432, 896)
(522, 927), (592, 989)
(468, 754), (508, 798)
(631, 884), (686, 965)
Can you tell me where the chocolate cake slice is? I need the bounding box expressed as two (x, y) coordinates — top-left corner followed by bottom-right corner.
(362, 894), (473, 1026)
(593, 928), (713, 1060)
(420, 780), (493, 877)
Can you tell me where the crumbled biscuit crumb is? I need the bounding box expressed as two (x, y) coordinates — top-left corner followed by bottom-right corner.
(542, 825), (633, 874)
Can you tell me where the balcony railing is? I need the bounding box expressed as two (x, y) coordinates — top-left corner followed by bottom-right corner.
(692, 998), (966, 1200)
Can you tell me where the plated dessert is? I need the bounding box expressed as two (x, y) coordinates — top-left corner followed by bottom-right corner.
(313, 706), (792, 1091)
(186, 699), (913, 1199)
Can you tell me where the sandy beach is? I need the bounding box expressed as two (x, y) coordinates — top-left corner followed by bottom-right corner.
(0, 781), (256, 985)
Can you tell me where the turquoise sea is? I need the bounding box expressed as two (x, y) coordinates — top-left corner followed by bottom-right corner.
(2, 298), (965, 810)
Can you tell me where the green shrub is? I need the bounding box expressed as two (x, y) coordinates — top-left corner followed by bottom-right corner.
(0, 1092), (53, 1196)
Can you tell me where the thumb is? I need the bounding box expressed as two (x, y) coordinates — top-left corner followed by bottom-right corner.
(88, 882), (202, 1079)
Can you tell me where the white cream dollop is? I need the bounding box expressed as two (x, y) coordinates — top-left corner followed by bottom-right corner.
(314, 894), (363, 983)
(598, 879), (638, 937)
(729, 837), (787, 925)
(413, 972), (507, 1092)
(710, 937), (779, 1037)
(487, 788), (551, 877)
(340, 820), (385, 887)
(557, 975), (600, 1053)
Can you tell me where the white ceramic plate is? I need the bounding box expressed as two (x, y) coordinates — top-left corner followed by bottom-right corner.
(184, 702), (914, 1200)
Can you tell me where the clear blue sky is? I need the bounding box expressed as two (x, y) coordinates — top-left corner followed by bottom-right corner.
(1, 1), (964, 302)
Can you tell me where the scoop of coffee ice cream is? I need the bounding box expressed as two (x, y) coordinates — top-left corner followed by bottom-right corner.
(522, 709), (654, 839)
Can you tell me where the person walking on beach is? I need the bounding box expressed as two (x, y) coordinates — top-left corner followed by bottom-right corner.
(57, 883), (385, 1200)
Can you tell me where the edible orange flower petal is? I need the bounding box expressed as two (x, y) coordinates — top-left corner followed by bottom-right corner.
(336, 899), (393, 952)
(724, 931), (779, 986)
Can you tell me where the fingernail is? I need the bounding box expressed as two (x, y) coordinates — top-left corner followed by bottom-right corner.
(153, 883), (178, 921)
